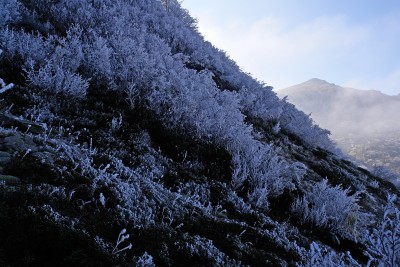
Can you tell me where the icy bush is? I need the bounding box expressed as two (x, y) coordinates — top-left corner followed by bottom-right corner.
(136, 252), (155, 267)
(0, 29), (51, 65)
(1, 27), (88, 96)
(299, 242), (361, 267)
(0, 0), (20, 28)
(280, 100), (336, 151)
(371, 165), (400, 188)
(25, 61), (89, 96)
(238, 84), (283, 125)
(229, 140), (294, 209)
(367, 195), (400, 267)
(292, 179), (362, 237)
(181, 234), (241, 266)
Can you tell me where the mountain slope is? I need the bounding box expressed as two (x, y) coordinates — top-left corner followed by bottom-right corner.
(278, 79), (400, 175)
(0, 1), (399, 266)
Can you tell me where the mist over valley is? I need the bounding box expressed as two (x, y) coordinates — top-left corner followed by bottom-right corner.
(278, 78), (400, 176)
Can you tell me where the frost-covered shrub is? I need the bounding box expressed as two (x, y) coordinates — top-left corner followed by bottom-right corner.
(1, 27), (88, 96)
(136, 252), (155, 267)
(292, 179), (362, 237)
(248, 187), (271, 211)
(230, 140), (294, 210)
(238, 85), (283, 124)
(83, 33), (113, 81)
(0, 0), (20, 28)
(230, 151), (250, 189)
(176, 182), (211, 210)
(0, 29), (51, 66)
(299, 242), (361, 267)
(180, 234), (241, 266)
(50, 25), (85, 73)
(367, 195), (400, 267)
(25, 61), (89, 96)
(371, 165), (400, 189)
(280, 100), (336, 151)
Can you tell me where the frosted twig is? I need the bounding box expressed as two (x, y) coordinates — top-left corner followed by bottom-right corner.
(112, 228), (132, 254)
(0, 78), (14, 94)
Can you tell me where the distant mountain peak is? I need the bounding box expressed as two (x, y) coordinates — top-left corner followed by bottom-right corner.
(302, 78), (339, 87)
(306, 78), (329, 83)
(278, 78), (341, 95)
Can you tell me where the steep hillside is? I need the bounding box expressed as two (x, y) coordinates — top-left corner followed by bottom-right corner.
(278, 79), (400, 176)
(1, 1), (399, 266)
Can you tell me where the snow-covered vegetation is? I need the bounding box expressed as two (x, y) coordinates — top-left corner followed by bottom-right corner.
(367, 195), (400, 267)
(0, 0), (336, 210)
(292, 179), (364, 238)
(0, 0), (399, 266)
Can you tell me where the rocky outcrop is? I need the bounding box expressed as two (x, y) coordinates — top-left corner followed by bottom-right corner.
(0, 113), (45, 135)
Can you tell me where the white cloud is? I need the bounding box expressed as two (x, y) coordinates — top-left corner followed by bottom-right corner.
(195, 11), (400, 93)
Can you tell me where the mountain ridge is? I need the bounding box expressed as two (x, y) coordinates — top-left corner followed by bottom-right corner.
(277, 78), (400, 131)
(279, 78), (398, 103)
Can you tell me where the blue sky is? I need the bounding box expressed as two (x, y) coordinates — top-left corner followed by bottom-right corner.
(181, 0), (400, 95)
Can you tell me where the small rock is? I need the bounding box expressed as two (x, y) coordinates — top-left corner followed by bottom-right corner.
(4, 134), (23, 145)
(0, 174), (20, 185)
(0, 151), (11, 157)
(0, 113), (45, 134)
(3, 134), (25, 152)
(0, 156), (11, 165)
